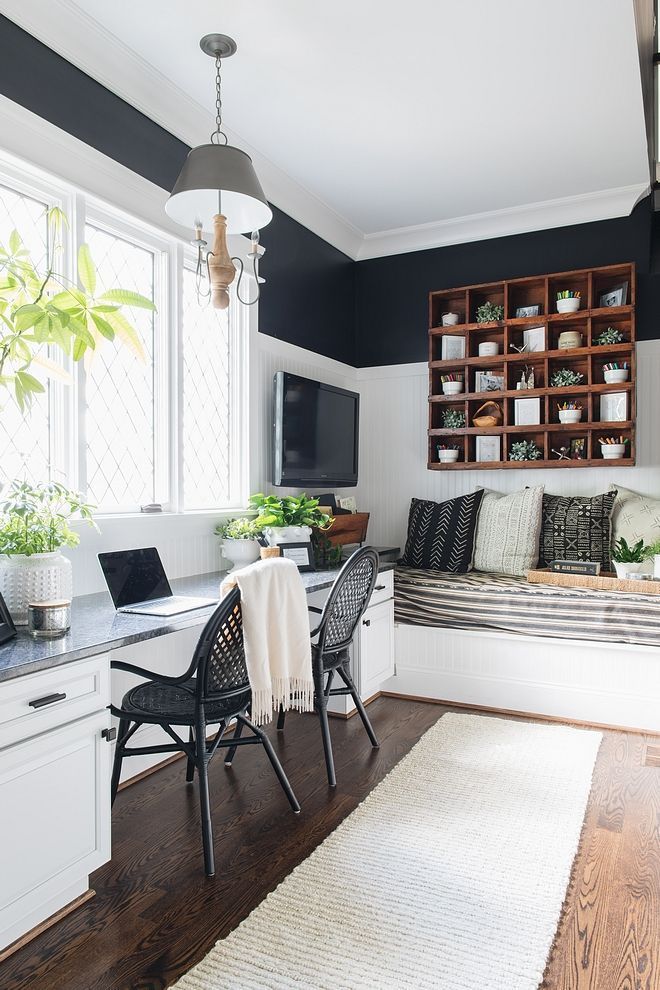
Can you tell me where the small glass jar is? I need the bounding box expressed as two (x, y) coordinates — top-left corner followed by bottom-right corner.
(27, 600), (71, 638)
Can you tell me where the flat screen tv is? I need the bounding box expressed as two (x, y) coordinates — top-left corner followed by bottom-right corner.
(273, 371), (359, 487)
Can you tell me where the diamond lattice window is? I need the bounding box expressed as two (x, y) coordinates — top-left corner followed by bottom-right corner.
(83, 223), (157, 510)
(182, 266), (231, 509)
(0, 183), (52, 485)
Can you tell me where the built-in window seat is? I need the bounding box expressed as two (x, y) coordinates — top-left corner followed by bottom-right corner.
(394, 566), (660, 648)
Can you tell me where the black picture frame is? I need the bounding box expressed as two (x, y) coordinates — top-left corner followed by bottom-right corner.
(278, 541), (316, 572)
(0, 591), (16, 645)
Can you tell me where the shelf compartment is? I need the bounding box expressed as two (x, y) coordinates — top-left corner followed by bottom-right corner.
(467, 283), (505, 324)
(591, 351), (632, 388)
(507, 356), (546, 391)
(467, 326), (505, 359)
(547, 317), (588, 353)
(548, 272), (589, 315)
(429, 288), (468, 329)
(507, 276), (546, 320)
(590, 314), (634, 347)
(592, 265), (633, 309)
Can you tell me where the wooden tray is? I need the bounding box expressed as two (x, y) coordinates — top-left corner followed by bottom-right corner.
(527, 568), (660, 595)
(324, 512), (370, 547)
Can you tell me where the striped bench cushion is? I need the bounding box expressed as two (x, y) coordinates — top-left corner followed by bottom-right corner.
(394, 566), (660, 648)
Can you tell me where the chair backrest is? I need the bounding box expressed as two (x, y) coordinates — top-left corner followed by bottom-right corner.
(193, 586), (251, 702)
(316, 546), (379, 654)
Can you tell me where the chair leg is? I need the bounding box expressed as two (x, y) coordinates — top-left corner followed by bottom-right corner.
(338, 665), (379, 748)
(110, 717), (130, 804)
(245, 716), (300, 813)
(185, 727), (195, 782)
(224, 716), (245, 766)
(276, 704), (286, 732)
(195, 715), (215, 878)
(316, 675), (337, 786)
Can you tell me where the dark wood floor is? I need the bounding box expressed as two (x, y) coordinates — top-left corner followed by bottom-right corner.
(1, 697), (658, 990)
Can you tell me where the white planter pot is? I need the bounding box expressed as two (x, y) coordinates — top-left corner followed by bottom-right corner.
(601, 443), (626, 459)
(604, 369), (629, 384)
(654, 554), (660, 580)
(558, 409), (582, 424)
(442, 381), (464, 396)
(556, 298), (580, 313)
(613, 561), (646, 579)
(222, 538), (261, 573)
(0, 552), (73, 625)
(437, 449), (460, 463)
(263, 525), (312, 547)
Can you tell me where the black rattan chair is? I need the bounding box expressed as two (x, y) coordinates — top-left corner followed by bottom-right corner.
(109, 587), (300, 877)
(277, 546), (380, 786)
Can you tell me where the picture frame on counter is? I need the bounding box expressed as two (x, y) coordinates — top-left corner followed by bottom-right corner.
(514, 396), (541, 426)
(279, 541), (316, 572)
(475, 435), (501, 462)
(600, 391), (628, 423)
(0, 591), (16, 645)
(441, 335), (466, 361)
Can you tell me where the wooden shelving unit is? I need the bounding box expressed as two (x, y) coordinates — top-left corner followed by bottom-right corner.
(427, 263), (636, 470)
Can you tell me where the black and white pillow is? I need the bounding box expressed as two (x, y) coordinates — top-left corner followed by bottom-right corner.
(401, 491), (485, 572)
(539, 491), (618, 570)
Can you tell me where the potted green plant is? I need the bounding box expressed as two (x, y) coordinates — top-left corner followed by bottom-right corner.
(476, 301), (504, 324)
(642, 539), (660, 579)
(0, 480), (96, 623)
(248, 493), (332, 546)
(213, 517), (262, 572)
(611, 537), (648, 579)
(509, 439), (543, 462)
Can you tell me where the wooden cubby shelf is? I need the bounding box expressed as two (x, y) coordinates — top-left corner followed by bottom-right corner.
(428, 263), (636, 470)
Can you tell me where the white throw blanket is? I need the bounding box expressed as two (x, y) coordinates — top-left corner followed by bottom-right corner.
(221, 557), (314, 725)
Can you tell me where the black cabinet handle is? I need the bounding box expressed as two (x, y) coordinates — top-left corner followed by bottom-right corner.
(363, 619), (371, 627)
(375, 584), (386, 591)
(102, 727), (117, 742)
(28, 692), (67, 709)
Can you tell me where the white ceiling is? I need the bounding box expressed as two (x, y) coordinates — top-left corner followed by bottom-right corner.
(2, 0), (651, 259)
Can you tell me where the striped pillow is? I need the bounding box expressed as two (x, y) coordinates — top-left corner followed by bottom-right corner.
(401, 491), (484, 572)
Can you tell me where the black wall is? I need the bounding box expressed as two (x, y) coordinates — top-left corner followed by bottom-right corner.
(1, 14), (658, 370)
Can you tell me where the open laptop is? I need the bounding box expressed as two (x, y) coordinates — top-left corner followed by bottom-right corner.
(98, 547), (217, 616)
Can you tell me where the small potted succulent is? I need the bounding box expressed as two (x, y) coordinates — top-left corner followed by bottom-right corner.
(594, 326), (624, 346)
(611, 537), (649, 579)
(437, 444), (460, 464)
(248, 493), (332, 547)
(0, 480), (96, 624)
(214, 517), (263, 572)
(556, 290), (581, 314)
(442, 409), (466, 429)
(550, 368), (585, 388)
(476, 301), (504, 324)
(509, 439), (543, 462)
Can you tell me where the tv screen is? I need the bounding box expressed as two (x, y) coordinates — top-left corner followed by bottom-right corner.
(273, 372), (359, 487)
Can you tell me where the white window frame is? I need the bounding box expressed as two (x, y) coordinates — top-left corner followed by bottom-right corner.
(0, 149), (250, 517)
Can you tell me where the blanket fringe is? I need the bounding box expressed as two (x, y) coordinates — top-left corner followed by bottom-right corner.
(250, 677), (315, 727)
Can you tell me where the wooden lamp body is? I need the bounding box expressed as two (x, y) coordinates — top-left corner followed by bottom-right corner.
(208, 214), (235, 309)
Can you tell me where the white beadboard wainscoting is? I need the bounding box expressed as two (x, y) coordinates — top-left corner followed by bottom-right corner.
(355, 338), (660, 550)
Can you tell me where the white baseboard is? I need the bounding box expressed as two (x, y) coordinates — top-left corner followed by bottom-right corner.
(389, 623), (660, 733)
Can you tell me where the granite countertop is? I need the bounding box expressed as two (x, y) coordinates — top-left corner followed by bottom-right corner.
(0, 553), (397, 683)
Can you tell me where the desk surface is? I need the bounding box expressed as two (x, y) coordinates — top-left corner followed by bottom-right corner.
(0, 553), (398, 683)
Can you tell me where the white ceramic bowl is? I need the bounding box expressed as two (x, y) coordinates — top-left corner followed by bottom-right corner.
(478, 341), (499, 357)
(601, 442), (626, 459)
(442, 312), (459, 326)
(604, 368), (629, 384)
(438, 449), (460, 463)
(558, 409), (582, 424)
(556, 297), (581, 314)
(442, 381), (464, 395)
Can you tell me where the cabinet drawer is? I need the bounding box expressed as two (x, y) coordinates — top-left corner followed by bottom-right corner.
(0, 655), (110, 749)
(369, 569), (394, 606)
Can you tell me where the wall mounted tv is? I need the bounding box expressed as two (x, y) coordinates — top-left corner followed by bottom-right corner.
(273, 371), (359, 487)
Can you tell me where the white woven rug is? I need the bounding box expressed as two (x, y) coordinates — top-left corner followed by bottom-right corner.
(173, 713), (601, 990)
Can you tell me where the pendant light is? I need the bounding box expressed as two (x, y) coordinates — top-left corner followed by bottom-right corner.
(165, 34), (272, 309)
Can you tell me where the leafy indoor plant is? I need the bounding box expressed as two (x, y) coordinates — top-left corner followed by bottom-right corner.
(214, 516), (262, 572)
(0, 207), (155, 409)
(611, 537), (649, 579)
(0, 479), (96, 623)
(550, 368), (584, 388)
(509, 439), (543, 462)
(248, 493), (333, 546)
(594, 326), (624, 346)
(442, 409), (466, 429)
(476, 301), (504, 324)
(643, 538), (660, 579)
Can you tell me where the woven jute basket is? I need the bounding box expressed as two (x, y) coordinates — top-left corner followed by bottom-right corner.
(472, 401), (503, 428)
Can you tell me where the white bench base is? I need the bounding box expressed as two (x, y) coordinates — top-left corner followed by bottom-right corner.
(386, 623), (660, 734)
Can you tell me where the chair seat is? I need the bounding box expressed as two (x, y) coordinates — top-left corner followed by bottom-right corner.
(119, 677), (251, 725)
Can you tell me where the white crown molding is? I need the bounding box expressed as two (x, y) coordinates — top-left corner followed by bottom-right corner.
(356, 183), (651, 261)
(0, 1), (651, 263)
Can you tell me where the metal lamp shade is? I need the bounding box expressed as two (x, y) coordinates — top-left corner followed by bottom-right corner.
(165, 144), (272, 234)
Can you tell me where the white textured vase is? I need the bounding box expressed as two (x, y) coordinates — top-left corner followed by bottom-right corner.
(222, 538), (261, 573)
(263, 525), (312, 547)
(0, 552), (73, 625)
(613, 560), (646, 580)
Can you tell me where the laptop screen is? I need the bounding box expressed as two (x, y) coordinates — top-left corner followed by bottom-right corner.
(98, 547), (173, 609)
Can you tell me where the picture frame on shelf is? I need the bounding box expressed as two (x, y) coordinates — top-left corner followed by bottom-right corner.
(600, 391), (628, 423)
(570, 438), (587, 460)
(475, 372), (505, 393)
(514, 397), (541, 426)
(278, 541), (315, 572)
(0, 591), (16, 646)
(475, 436), (501, 462)
(515, 305), (541, 318)
(599, 283), (628, 308)
(522, 325), (545, 352)
(441, 335), (466, 361)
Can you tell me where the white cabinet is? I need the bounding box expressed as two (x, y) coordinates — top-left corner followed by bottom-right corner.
(358, 597), (395, 702)
(0, 659), (112, 953)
